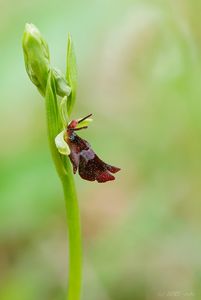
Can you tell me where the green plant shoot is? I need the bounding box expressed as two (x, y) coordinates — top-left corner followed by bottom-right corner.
(22, 23), (82, 300)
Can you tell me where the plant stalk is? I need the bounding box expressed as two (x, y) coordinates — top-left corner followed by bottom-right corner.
(22, 24), (82, 300)
(45, 74), (82, 300)
(61, 161), (82, 300)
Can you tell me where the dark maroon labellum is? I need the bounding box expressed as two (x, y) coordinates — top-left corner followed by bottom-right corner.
(65, 114), (120, 183)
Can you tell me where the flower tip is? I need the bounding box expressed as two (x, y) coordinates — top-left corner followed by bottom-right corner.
(24, 23), (40, 35)
(23, 23), (42, 45)
(68, 32), (72, 43)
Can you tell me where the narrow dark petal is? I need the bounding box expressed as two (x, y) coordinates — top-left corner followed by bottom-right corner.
(78, 113), (92, 124)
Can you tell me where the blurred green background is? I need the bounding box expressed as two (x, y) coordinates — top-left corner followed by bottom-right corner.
(1, 0), (201, 299)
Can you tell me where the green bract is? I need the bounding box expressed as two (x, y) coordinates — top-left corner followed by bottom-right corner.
(66, 34), (77, 116)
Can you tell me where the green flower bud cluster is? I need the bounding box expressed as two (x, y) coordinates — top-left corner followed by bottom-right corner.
(22, 23), (72, 106)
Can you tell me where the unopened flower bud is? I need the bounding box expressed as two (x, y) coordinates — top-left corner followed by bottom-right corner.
(22, 23), (50, 96)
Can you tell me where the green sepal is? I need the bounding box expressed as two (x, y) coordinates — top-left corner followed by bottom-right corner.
(55, 130), (71, 155)
(66, 33), (77, 116)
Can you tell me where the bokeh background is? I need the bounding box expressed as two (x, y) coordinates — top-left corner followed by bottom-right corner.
(1, 0), (201, 299)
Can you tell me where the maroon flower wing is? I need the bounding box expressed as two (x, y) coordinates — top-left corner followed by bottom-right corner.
(78, 149), (120, 183)
(67, 133), (120, 182)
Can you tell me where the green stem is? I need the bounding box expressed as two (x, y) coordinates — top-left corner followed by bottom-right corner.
(45, 72), (82, 300)
(61, 161), (82, 300)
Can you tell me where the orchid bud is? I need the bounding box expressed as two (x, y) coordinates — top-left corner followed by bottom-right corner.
(22, 23), (50, 96)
